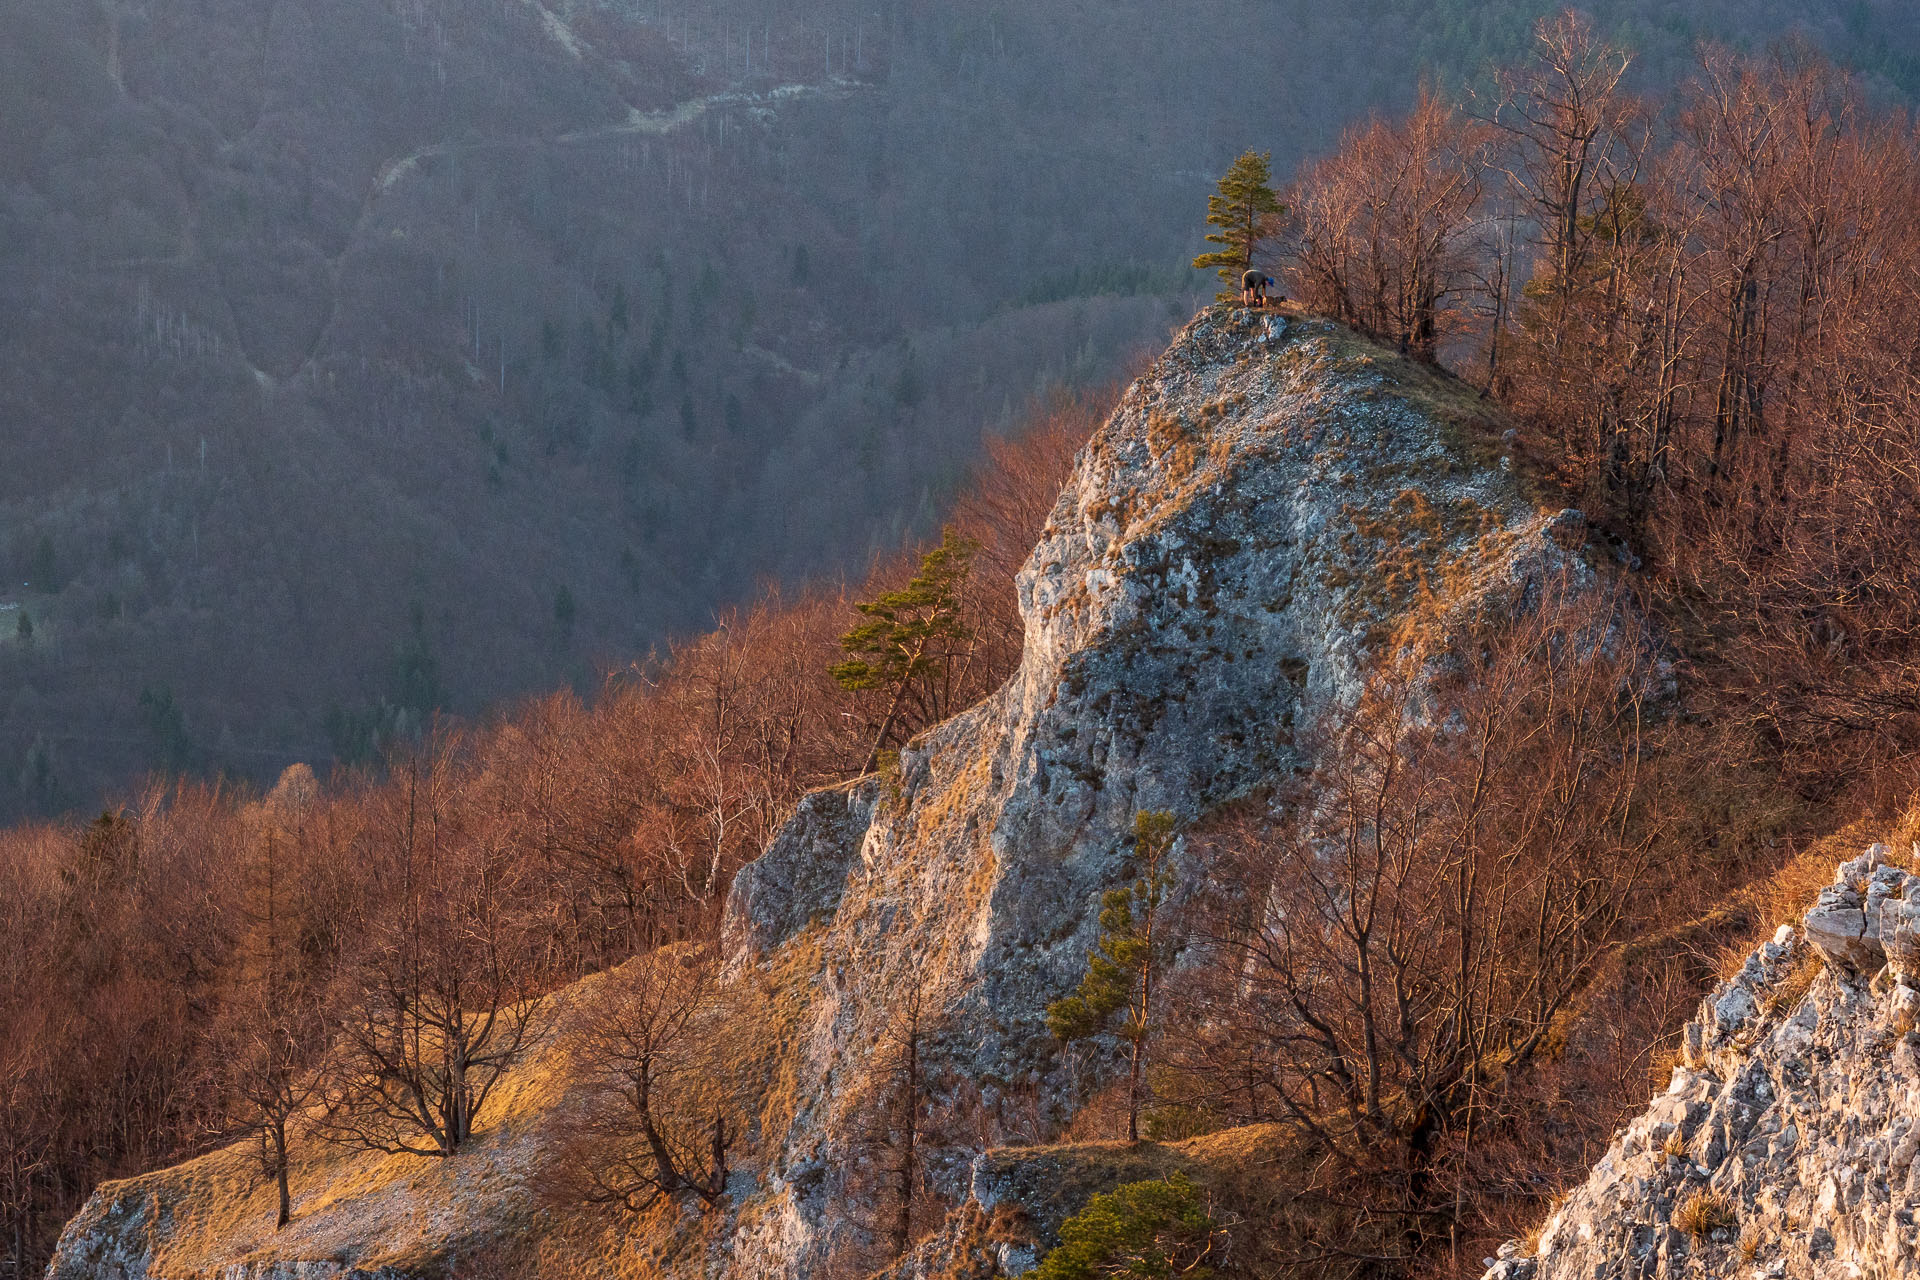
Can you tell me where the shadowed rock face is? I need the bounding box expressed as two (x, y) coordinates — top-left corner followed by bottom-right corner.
(1487, 842), (1920, 1280)
(43, 309), (1597, 1279)
(724, 307), (1594, 1274)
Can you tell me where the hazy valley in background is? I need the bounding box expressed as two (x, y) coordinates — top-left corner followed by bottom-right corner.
(2, 0), (1915, 818)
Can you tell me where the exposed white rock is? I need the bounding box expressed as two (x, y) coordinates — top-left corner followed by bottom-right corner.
(1488, 845), (1920, 1280)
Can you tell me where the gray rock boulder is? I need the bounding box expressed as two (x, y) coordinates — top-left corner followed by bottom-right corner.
(722, 779), (881, 961)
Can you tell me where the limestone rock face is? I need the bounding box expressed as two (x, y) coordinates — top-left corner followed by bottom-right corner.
(723, 779), (881, 961)
(42, 309), (1596, 1280)
(1486, 842), (1920, 1280)
(725, 308), (1595, 1275)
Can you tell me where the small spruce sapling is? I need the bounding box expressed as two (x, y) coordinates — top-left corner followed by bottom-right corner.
(1046, 810), (1177, 1143)
(1191, 150), (1284, 301)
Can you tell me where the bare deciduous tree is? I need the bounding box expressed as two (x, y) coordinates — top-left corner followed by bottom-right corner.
(1479, 12), (1641, 316)
(208, 830), (329, 1228)
(1286, 91), (1490, 358)
(320, 752), (544, 1158)
(1173, 577), (1658, 1271)
(556, 946), (734, 1211)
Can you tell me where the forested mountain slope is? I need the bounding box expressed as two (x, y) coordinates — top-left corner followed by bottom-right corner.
(1, 0), (1914, 818)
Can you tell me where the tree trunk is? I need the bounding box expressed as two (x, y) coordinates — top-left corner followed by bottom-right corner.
(704, 1114), (729, 1202)
(637, 1069), (686, 1195)
(273, 1121), (292, 1229)
(1126, 1033), (1143, 1144)
(861, 637), (928, 775)
(892, 1022), (918, 1258)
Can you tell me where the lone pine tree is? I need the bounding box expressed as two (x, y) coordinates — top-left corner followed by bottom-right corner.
(1047, 810), (1178, 1143)
(830, 528), (978, 775)
(1192, 150), (1284, 299)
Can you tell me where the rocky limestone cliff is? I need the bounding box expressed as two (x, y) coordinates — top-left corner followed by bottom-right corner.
(723, 305), (1592, 1274)
(1485, 841), (1920, 1280)
(43, 307), (1598, 1279)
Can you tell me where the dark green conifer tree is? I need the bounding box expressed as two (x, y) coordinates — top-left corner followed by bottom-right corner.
(1047, 810), (1178, 1143)
(1025, 1173), (1219, 1280)
(1191, 150), (1284, 299)
(830, 528), (978, 775)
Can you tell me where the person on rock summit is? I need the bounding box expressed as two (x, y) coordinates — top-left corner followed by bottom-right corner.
(1241, 268), (1268, 308)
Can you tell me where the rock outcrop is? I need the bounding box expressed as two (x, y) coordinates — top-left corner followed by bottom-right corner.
(43, 307), (1598, 1279)
(723, 306), (1592, 1274)
(1487, 842), (1920, 1280)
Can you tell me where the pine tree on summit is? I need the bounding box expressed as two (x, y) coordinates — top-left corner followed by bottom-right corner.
(1192, 150), (1284, 300)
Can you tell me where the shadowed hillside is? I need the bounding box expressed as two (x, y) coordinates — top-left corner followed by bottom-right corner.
(3, 0), (1917, 818)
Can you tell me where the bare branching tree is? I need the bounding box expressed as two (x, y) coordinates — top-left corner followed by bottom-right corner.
(557, 945), (734, 1211)
(207, 830), (329, 1228)
(1478, 12), (1642, 316)
(319, 752), (544, 1158)
(1286, 91), (1490, 358)
(1173, 577), (1659, 1271)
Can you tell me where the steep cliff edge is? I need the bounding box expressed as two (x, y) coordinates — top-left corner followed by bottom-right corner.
(1485, 839), (1920, 1280)
(43, 308), (1597, 1279)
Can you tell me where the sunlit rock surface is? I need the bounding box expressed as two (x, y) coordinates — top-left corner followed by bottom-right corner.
(727, 306), (1592, 1275)
(1487, 843), (1920, 1280)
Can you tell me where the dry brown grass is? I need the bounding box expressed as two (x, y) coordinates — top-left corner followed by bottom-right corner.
(91, 975), (591, 1278)
(1713, 817), (1882, 983)
(1762, 952), (1822, 1019)
(1521, 1189), (1571, 1254)
(1888, 800), (1920, 863)
(1673, 1189), (1736, 1241)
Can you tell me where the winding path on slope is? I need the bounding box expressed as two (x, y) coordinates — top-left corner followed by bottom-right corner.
(287, 75), (872, 387)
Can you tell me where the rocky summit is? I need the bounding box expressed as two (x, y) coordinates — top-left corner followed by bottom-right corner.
(1486, 842), (1920, 1280)
(43, 307), (1597, 1279)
